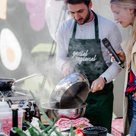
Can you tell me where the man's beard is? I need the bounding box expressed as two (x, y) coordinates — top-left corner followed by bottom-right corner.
(82, 10), (91, 24)
(75, 9), (92, 25)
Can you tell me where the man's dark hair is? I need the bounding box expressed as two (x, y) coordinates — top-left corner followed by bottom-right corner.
(65, 0), (90, 6)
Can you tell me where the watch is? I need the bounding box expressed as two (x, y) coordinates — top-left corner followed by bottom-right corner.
(103, 77), (107, 83)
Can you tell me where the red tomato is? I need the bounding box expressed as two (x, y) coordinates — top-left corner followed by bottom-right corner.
(75, 128), (84, 136)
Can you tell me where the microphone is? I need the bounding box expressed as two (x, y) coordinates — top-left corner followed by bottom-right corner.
(102, 38), (124, 68)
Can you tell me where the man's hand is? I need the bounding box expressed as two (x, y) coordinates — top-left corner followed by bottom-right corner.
(62, 61), (74, 76)
(90, 77), (106, 93)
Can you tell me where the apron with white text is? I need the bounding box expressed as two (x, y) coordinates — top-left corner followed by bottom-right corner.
(68, 13), (113, 132)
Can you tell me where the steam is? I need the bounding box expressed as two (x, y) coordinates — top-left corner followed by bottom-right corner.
(19, 53), (63, 104)
(0, 0), (130, 105)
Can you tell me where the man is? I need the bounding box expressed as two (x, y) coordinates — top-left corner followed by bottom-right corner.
(56, 0), (123, 132)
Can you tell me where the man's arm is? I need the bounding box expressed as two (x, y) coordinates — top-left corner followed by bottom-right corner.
(90, 23), (123, 92)
(55, 22), (74, 76)
(101, 24), (123, 83)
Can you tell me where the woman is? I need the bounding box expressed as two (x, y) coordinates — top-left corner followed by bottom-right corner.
(110, 0), (136, 135)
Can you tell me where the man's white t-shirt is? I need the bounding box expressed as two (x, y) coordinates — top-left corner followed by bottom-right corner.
(56, 13), (122, 83)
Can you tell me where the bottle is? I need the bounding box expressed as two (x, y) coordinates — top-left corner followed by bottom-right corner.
(31, 117), (41, 132)
(10, 105), (19, 136)
(0, 100), (11, 135)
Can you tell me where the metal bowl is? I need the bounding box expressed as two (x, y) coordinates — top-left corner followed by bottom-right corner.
(50, 72), (90, 108)
(83, 126), (107, 136)
(43, 102), (86, 120)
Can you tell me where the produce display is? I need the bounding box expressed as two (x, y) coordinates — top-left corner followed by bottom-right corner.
(55, 117), (92, 131)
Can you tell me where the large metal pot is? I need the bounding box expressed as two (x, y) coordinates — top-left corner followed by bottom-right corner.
(0, 78), (15, 97)
(0, 78), (14, 91)
(0, 74), (40, 98)
(50, 72), (90, 108)
(43, 102), (86, 120)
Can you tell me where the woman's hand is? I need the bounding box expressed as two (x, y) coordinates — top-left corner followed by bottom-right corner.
(116, 50), (126, 62)
(110, 50), (126, 64)
(132, 92), (136, 100)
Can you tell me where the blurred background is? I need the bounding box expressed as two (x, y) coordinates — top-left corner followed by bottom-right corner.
(0, 0), (130, 118)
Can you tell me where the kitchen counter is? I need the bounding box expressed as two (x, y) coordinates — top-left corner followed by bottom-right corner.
(50, 130), (113, 136)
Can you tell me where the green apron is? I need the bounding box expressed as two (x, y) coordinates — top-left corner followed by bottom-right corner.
(68, 12), (113, 133)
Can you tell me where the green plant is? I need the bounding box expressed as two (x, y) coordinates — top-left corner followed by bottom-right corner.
(13, 91), (76, 136)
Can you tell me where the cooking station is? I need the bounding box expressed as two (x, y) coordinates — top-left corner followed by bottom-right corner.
(0, 73), (113, 136)
(0, 76), (40, 135)
(43, 72), (112, 136)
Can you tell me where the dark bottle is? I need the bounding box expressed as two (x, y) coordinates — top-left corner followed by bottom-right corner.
(10, 106), (19, 136)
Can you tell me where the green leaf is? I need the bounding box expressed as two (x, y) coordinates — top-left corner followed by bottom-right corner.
(30, 91), (52, 125)
(69, 126), (75, 136)
(29, 91), (63, 136)
(44, 119), (57, 132)
(28, 127), (40, 136)
(13, 127), (27, 136)
(46, 126), (56, 136)
(24, 120), (31, 126)
(38, 120), (46, 130)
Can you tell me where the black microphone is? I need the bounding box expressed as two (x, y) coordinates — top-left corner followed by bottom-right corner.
(102, 38), (124, 68)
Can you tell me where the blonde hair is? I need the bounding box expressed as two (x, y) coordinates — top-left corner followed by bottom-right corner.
(111, 0), (136, 67)
(110, 0), (136, 9)
(127, 18), (136, 67)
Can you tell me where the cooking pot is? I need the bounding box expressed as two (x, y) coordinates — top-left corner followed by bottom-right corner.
(0, 78), (14, 91)
(0, 74), (40, 92)
(50, 72), (90, 108)
(0, 78), (15, 97)
(0, 74), (40, 97)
